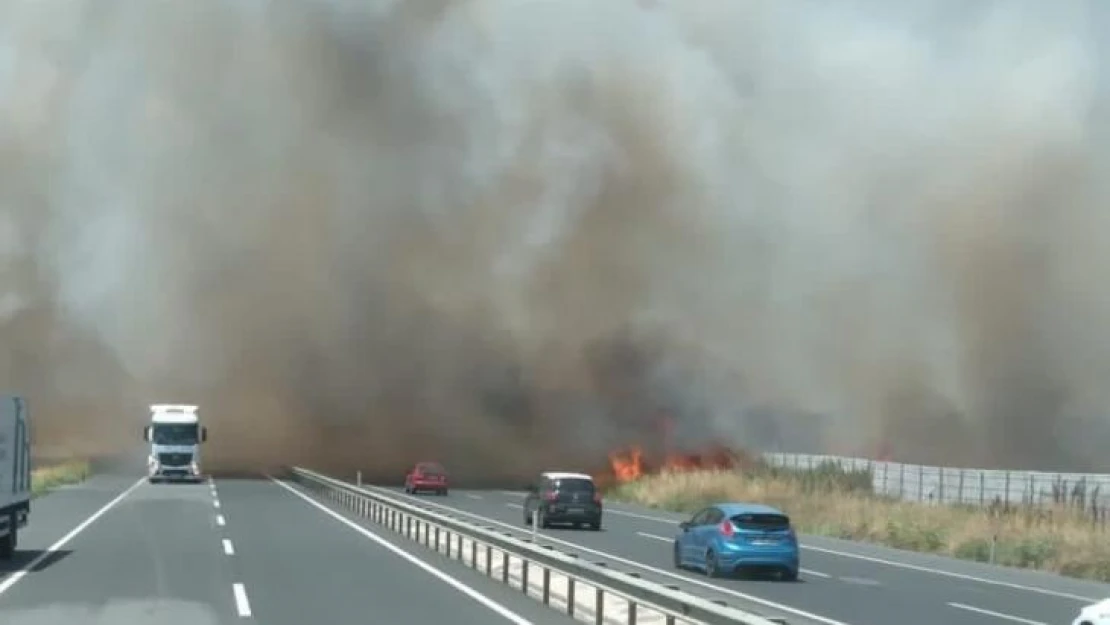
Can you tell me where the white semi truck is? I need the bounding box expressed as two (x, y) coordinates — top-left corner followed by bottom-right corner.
(0, 395), (31, 559)
(142, 404), (208, 483)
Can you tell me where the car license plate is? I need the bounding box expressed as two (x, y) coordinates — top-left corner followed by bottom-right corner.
(752, 538), (779, 545)
(567, 507), (584, 514)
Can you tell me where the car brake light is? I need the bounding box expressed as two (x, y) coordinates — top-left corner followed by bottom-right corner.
(719, 520), (734, 537)
(543, 490), (558, 502)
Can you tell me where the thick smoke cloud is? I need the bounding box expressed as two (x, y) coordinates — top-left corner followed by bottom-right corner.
(0, 0), (1108, 479)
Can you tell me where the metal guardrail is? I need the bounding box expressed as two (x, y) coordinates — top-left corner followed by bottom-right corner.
(290, 467), (789, 625)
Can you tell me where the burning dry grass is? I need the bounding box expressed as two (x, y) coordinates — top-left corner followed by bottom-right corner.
(607, 459), (1110, 582)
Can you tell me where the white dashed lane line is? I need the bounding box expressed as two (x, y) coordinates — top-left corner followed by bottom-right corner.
(233, 583), (253, 617)
(947, 602), (1046, 625)
(223, 539), (235, 555)
(216, 514), (226, 526)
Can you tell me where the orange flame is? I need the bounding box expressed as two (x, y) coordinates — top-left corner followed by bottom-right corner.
(606, 443), (752, 484)
(608, 446), (645, 482)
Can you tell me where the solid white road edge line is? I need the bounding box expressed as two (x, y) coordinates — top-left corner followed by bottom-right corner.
(585, 504), (1097, 603)
(947, 602), (1046, 625)
(269, 478), (537, 625)
(233, 583), (252, 617)
(0, 477), (145, 597)
(384, 487), (851, 625)
(223, 539), (235, 555)
(634, 532), (831, 578)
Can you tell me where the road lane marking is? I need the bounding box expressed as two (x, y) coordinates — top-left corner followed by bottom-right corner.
(506, 503), (522, 509)
(223, 539), (235, 555)
(562, 503), (1099, 602)
(214, 499), (221, 509)
(466, 493), (483, 500)
(233, 583), (252, 617)
(271, 478), (538, 625)
(374, 486), (851, 625)
(0, 477), (144, 597)
(947, 602), (1046, 624)
(635, 532), (831, 578)
(498, 491), (525, 497)
(216, 514), (226, 526)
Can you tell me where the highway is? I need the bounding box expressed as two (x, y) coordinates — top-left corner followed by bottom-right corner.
(369, 484), (1110, 625)
(0, 473), (577, 625)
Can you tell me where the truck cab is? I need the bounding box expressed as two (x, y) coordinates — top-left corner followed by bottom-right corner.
(142, 404), (208, 483)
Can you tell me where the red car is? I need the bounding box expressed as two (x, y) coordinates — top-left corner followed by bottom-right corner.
(403, 461), (449, 495)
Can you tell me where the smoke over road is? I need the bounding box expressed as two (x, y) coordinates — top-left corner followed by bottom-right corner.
(1, 0), (1108, 479)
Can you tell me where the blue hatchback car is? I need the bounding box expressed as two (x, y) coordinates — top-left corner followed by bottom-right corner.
(673, 502), (799, 580)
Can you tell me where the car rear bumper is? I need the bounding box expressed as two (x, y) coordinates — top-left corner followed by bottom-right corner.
(717, 548), (798, 573)
(410, 482), (448, 490)
(542, 504), (602, 522)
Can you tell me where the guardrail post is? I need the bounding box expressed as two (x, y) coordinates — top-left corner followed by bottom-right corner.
(471, 539), (477, 568)
(435, 526), (441, 551)
(521, 559), (529, 594)
(532, 508), (539, 540)
(406, 516), (412, 538)
(595, 587), (604, 624)
(542, 568), (550, 604)
(356, 470), (362, 487)
(567, 578), (575, 617)
(502, 552), (509, 583)
(485, 544), (492, 575)
(628, 600), (637, 624)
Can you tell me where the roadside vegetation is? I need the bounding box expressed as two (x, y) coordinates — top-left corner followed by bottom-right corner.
(31, 460), (91, 497)
(607, 458), (1110, 582)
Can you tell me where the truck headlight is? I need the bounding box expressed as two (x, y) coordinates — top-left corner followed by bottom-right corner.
(190, 461), (199, 474)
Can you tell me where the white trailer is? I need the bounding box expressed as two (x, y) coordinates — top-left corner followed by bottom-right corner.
(142, 404), (208, 483)
(0, 395), (31, 559)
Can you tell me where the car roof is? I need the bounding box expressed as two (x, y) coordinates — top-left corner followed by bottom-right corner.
(541, 471), (594, 481)
(710, 502), (786, 516)
(416, 461), (445, 469)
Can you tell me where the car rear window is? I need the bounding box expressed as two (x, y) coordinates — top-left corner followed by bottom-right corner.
(730, 513), (790, 530)
(554, 478), (595, 493)
(418, 463), (446, 476)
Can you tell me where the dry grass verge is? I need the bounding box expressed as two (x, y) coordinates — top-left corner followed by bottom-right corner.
(31, 460), (91, 497)
(607, 462), (1110, 582)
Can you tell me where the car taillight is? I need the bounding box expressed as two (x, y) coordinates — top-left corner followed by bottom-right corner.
(543, 490), (558, 502)
(719, 520), (735, 537)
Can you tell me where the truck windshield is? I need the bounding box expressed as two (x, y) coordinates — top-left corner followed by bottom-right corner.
(151, 423), (199, 445)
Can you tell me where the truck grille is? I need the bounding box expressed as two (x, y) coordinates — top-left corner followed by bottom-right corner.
(158, 452), (192, 467)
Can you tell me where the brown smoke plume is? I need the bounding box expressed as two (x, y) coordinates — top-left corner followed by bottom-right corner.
(1, 0), (1109, 480)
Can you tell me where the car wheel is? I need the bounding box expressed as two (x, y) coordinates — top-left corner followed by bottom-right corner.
(539, 511), (551, 529)
(673, 543), (683, 569)
(588, 521), (601, 531)
(705, 550), (722, 578)
(781, 567), (799, 582)
(440, 489), (448, 496)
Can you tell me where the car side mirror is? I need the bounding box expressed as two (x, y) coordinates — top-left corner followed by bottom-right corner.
(200, 426), (208, 443)
(678, 521), (691, 531)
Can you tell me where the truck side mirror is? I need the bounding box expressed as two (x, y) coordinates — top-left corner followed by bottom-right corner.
(142, 426), (151, 442)
(200, 426), (208, 443)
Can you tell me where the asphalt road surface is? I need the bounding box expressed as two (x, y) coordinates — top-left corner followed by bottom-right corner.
(369, 485), (1110, 625)
(0, 474), (577, 625)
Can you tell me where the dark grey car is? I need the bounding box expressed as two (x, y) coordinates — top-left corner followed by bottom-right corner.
(523, 472), (602, 530)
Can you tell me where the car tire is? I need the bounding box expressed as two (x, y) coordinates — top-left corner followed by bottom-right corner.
(673, 543), (683, 569)
(587, 521), (601, 531)
(439, 489), (448, 496)
(781, 567), (799, 582)
(539, 511), (551, 529)
(705, 550), (722, 578)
